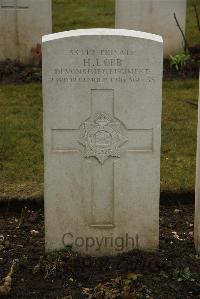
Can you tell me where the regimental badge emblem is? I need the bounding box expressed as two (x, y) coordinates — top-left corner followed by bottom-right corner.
(78, 112), (128, 164)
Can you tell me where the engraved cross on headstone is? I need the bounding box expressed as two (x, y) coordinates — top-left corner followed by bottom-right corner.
(0, 0), (29, 9)
(52, 89), (153, 228)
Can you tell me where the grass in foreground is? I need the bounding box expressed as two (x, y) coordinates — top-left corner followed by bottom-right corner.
(161, 79), (199, 193)
(0, 79), (199, 198)
(0, 84), (43, 198)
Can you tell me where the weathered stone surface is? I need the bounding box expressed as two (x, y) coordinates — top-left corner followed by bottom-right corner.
(195, 73), (200, 254)
(43, 29), (163, 256)
(0, 0), (52, 63)
(115, 0), (187, 57)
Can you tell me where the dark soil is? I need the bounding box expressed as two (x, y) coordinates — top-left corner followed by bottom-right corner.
(0, 45), (199, 84)
(0, 199), (199, 299)
(0, 60), (41, 83)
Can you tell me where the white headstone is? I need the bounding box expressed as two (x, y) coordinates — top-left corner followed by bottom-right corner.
(115, 0), (187, 57)
(43, 29), (163, 256)
(0, 0), (52, 63)
(195, 73), (200, 254)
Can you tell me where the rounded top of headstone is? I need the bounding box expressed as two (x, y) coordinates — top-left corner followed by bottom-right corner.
(42, 28), (163, 44)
